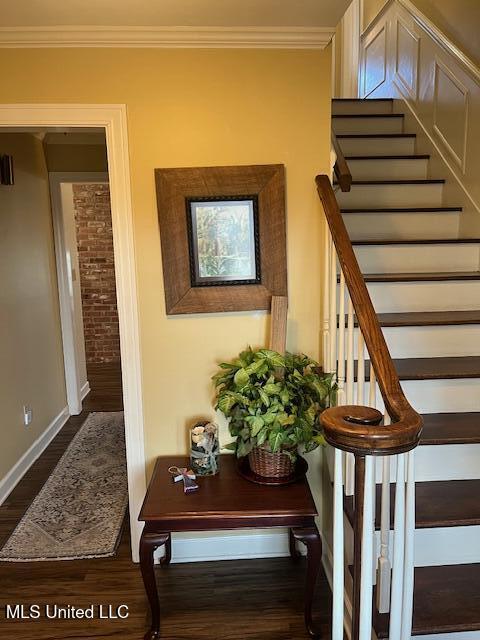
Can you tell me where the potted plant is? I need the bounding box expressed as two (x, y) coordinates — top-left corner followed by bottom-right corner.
(213, 347), (336, 481)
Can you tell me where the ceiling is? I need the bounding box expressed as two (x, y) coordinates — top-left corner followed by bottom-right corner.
(0, 0), (350, 28)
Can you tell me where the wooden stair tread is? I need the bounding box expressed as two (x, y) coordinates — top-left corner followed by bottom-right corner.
(421, 412), (480, 445)
(341, 206), (462, 213)
(332, 113), (404, 118)
(367, 356), (480, 380)
(339, 179), (445, 185)
(374, 564), (480, 637)
(353, 237), (480, 245)
(345, 480), (480, 530)
(336, 133), (415, 138)
(340, 310), (480, 327)
(332, 98), (393, 102)
(362, 271), (480, 282)
(345, 154), (430, 160)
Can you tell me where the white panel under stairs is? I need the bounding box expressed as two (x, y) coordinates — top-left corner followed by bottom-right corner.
(332, 98), (394, 115)
(332, 114), (404, 134)
(336, 181), (444, 208)
(343, 209), (461, 240)
(354, 242), (480, 274)
(365, 279), (480, 313)
(374, 324), (480, 358)
(336, 134), (416, 155)
(346, 156), (429, 180)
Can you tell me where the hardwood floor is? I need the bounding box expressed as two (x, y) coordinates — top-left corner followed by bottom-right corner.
(0, 362), (331, 639)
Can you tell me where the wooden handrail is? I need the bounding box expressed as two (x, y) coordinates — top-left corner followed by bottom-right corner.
(331, 132), (352, 192)
(316, 174), (423, 455)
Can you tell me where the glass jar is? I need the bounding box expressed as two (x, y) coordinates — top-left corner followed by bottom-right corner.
(190, 421), (219, 476)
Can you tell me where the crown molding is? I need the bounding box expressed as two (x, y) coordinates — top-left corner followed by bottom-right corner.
(0, 25), (335, 49)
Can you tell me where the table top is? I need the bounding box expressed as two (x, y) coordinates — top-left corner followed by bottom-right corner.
(139, 455), (317, 529)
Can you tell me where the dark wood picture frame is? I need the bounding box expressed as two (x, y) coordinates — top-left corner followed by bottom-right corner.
(155, 164), (287, 314)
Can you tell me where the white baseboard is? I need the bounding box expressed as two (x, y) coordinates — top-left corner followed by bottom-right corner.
(80, 381), (90, 400)
(0, 406), (70, 506)
(153, 529), (299, 564)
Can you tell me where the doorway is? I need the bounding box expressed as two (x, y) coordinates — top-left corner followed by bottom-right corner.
(0, 105), (145, 562)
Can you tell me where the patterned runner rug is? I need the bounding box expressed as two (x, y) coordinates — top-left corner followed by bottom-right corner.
(0, 412), (127, 562)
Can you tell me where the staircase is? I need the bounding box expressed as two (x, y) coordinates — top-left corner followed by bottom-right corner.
(332, 98), (480, 639)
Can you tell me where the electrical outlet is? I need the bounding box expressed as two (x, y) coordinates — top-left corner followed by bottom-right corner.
(23, 406), (33, 427)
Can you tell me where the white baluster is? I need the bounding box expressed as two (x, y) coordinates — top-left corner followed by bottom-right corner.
(329, 243), (338, 377)
(356, 330), (365, 405)
(377, 453), (392, 613)
(337, 271), (346, 404)
(359, 456), (375, 640)
(369, 366), (376, 407)
(346, 296), (354, 404)
(401, 450), (415, 640)
(332, 447), (345, 640)
(345, 295), (355, 495)
(323, 227), (331, 373)
(389, 454), (406, 640)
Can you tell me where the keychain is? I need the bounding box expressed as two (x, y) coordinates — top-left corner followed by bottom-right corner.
(168, 466), (199, 494)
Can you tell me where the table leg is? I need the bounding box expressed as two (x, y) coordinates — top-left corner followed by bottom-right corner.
(293, 526), (322, 639)
(160, 533), (172, 566)
(289, 528), (301, 560)
(140, 530), (170, 640)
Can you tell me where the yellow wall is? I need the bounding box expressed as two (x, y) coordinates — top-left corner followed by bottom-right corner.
(0, 48), (331, 475)
(0, 133), (66, 481)
(363, 0), (480, 66)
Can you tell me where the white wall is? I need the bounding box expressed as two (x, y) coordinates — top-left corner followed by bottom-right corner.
(0, 133), (67, 496)
(359, 0), (480, 235)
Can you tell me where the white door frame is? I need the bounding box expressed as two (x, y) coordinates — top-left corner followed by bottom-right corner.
(50, 172), (109, 415)
(0, 104), (146, 562)
(339, 0), (362, 97)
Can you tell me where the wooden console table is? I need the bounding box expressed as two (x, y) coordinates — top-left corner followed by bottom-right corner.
(139, 454), (322, 639)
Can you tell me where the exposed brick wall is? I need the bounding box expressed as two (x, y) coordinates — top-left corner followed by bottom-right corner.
(72, 183), (121, 364)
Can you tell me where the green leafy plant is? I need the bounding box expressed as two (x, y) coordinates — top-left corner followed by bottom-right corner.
(213, 347), (337, 460)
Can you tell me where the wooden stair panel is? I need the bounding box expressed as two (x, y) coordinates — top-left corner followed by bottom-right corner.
(362, 356), (480, 381)
(374, 564), (480, 637)
(353, 237), (480, 245)
(421, 412), (480, 445)
(343, 310), (480, 327)
(345, 480), (480, 530)
(362, 271), (480, 282)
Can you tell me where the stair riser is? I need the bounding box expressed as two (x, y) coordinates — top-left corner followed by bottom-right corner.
(346, 525), (480, 568)
(347, 157), (429, 180)
(412, 527), (480, 567)
(363, 325), (480, 358)
(337, 136), (416, 155)
(354, 244), (480, 274)
(365, 281), (480, 312)
(337, 183), (444, 208)
(332, 100), (393, 115)
(364, 378), (480, 414)
(344, 211), (460, 240)
(333, 116), (404, 134)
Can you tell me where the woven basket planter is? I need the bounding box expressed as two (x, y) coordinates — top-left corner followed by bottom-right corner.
(248, 445), (295, 479)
